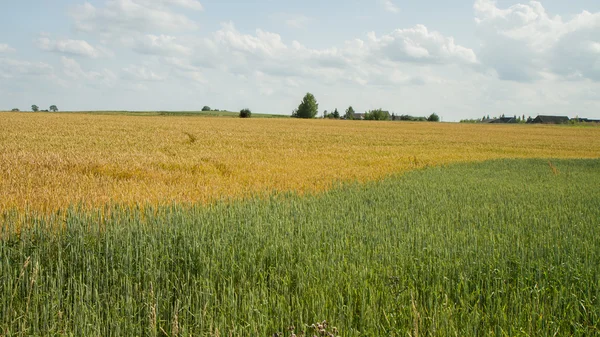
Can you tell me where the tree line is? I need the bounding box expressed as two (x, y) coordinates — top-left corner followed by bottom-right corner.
(11, 93), (441, 122)
(290, 92), (439, 122)
(10, 105), (58, 112)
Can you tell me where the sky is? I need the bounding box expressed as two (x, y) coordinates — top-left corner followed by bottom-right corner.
(1, 0), (600, 121)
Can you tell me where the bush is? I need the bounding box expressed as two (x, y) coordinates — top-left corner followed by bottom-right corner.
(202, 106), (211, 112)
(427, 113), (440, 122)
(239, 108), (252, 118)
(11, 108), (19, 112)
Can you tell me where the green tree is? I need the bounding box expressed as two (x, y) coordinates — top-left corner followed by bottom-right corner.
(344, 106), (355, 120)
(364, 109), (390, 121)
(427, 113), (440, 122)
(202, 106), (211, 111)
(11, 108), (20, 112)
(31, 105), (39, 112)
(332, 108), (340, 119)
(293, 93), (319, 119)
(49, 105), (58, 112)
(239, 108), (252, 118)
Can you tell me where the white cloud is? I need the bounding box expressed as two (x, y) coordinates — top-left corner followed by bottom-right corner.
(196, 22), (475, 86)
(214, 22), (288, 58)
(130, 34), (192, 56)
(0, 44), (16, 53)
(0, 58), (53, 79)
(136, 0), (203, 10)
(368, 25), (478, 65)
(381, 0), (400, 13)
(38, 37), (112, 58)
(475, 0), (600, 81)
(61, 56), (116, 86)
(70, 0), (199, 35)
(122, 65), (166, 81)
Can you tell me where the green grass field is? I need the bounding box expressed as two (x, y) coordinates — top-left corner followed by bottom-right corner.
(1, 159), (599, 336)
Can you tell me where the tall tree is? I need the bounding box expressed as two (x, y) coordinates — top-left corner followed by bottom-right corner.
(332, 108), (340, 119)
(31, 105), (39, 112)
(344, 106), (355, 120)
(49, 105), (58, 112)
(293, 93), (319, 119)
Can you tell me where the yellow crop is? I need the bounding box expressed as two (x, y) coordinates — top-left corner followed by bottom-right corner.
(1, 112), (599, 212)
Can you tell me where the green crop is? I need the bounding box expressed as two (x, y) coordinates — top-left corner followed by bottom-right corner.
(1, 159), (599, 336)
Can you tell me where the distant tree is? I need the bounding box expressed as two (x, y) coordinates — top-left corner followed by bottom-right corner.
(486, 115), (490, 120)
(239, 108), (252, 118)
(332, 108), (340, 119)
(427, 113), (440, 122)
(202, 106), (211, 111)
(399, 114), (427, 121)
(344, 106), (355, 120)
(323, 110), (328, 118)
(31, 105), (39, 112)
(527, 116), (533, 123)
(49, 105), (58, 112)
(11, 108), (20, 112)
(364, 109), (390, 121)
(293, 93), (319, 119)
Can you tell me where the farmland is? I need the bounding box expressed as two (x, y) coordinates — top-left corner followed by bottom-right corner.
(2, 159), (599, 336)
(1, 112), (599, 213)
(1, 112), (600, 336)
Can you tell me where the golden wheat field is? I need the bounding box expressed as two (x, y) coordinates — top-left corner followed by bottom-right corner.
(1, 112), (599, 212)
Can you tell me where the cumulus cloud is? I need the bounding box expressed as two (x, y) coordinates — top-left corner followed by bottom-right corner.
(70, 0), (199, 35)
(61, 56), (116, 85)
(214, 22), (288, 58)
(136, 0), (203, 10)
(130, 34), (191, 56)
(0, 44), (16, 53)
(381, 0), (400, 13)
(475, 0), (600, 81)
(122, 65), (166, 81)
(0, 58), (53, 79)
(192, 22), (475, 86)
(367, 25), (478, 65)
(37, 37), (112, 58)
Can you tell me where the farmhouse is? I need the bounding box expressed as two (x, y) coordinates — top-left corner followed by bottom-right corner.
(573, 118), (600, 123)
(488, 116), (517, 124)
(529, 115), (569, 124)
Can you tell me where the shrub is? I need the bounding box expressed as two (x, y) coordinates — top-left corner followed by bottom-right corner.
(364, 109), (390, 121)
(427, 113), (440, 122)
(202, 106), (211, 112)
(240, 108), (252, 118)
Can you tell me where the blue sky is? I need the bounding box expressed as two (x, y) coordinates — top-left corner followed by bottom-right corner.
(1, 0), (600, 120)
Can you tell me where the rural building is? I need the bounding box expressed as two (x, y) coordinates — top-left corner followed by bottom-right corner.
(488, 116), (517, 124)
(529, 115), (569, 124)
(352, 113), (365, 120)
(572, 118), (600, 123)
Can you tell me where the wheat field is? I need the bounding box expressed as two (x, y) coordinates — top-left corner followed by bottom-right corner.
(1, 112), (599, 212)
